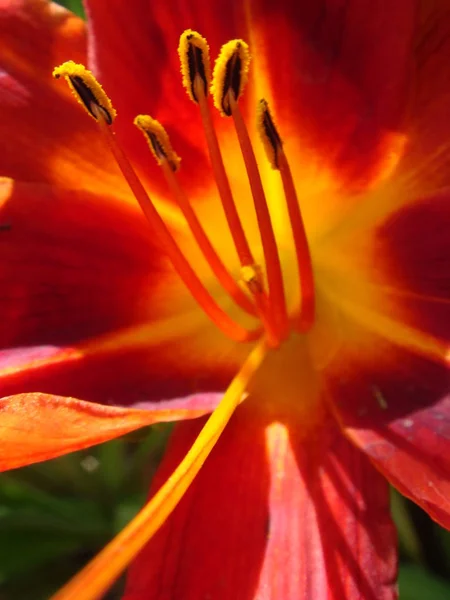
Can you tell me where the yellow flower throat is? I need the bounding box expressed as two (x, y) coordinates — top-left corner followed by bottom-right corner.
(53, 29), (315, 350)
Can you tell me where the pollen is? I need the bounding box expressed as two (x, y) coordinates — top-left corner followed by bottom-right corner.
(52, 61), (116, 124)
(178, 29), (211, 103)
(256, 99), (283, 169)
(211, 39), (251, 116)
(134, 115), (181, 172)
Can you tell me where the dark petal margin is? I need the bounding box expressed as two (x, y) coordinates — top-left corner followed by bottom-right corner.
(123, 401), (397, 600)
(0, 0), (123, 190)
(84, 0), (250, 196)
(247, 0), (415, 190)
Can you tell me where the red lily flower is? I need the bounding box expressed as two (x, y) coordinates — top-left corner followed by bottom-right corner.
(1, 0), (450, 598)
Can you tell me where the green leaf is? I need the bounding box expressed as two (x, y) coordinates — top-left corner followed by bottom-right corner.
(399, 565), (450, 600)
(54, 0), (85, 19)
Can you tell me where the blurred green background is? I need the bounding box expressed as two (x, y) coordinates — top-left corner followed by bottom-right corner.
(1, 0), (449, 598)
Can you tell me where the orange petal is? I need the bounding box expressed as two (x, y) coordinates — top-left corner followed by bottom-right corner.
(0, 392), (213, 471)
(124, 404), (397, 599)
(0, 0), (124, 194)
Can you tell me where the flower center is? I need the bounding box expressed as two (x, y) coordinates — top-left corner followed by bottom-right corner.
(53, 30), (315, 349)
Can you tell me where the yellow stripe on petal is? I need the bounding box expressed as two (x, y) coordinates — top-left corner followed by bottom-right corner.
(50, 339), (268, 600)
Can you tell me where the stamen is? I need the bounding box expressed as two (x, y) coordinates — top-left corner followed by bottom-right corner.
(178, 29), (211, 103)
(211, 39), (251, 117)
(93, 107), (260, 343)
(257, 100), (315, 331)
(54, 67), (261, 343)
(178, 31), (256, 271)
(135, 115), (256, 316)
(53, 61), (116, 124)
(50, 339), (268, 600)
(211, 42), (288, 338)
(133, 114), (181, 172)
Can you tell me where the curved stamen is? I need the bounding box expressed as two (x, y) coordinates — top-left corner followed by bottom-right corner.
(50, 339), (268, 600)
(229, 92), (288, 338)
(257, 99), (315, 331)
(93, 106), (261, 343)
(134, 115), (257, 316)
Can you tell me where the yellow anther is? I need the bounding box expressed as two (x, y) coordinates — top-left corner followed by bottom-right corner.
(134, 115), (181, 172)
(53, 61), (116, 124)
(256, 99), (283, 169)
(178, 30), (211, 103)
(211, 40), (251, 117)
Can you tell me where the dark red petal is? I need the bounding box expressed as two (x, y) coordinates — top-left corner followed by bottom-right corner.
(328, 346), (450, 529)
(248, 0), (415, 190)
(399, 1), (450, 192)
(0, 0), (123, 190)
(0, 179), (164, 348)
(0, 337), (234, 407)
(0, 392), (215, 471)
(377, 190), (450, 342)
(123, 402), (397, 599)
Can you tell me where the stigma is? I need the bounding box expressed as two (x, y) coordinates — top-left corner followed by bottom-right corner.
(54, 32), (315, 348)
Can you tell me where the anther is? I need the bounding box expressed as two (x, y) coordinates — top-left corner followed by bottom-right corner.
(258, 99), (315, 331)
(256, 99), (282, 169)
(178, 30), (211, 103)
(53, 61), (116, 124)
(134, 115), (181, 172)
(211, 40), (251, 117)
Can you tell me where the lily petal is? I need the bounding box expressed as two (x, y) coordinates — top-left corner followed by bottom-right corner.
(0, 0), (125, 194)
(0, 392), (216, 471)
(377, 190), (450, 341)
(399, 1), (450, 193)
(0, 178), (165, 347)
(124, 402), (397, 600)
(247, 0), (415, 190)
